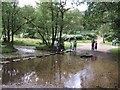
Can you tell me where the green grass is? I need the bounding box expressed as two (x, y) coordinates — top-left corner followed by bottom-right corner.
(64, 40), (90, 49)
(1, 38), (91, 53)
(0, 45), (17, 53)
(36, 45), (56, 51)
(14, 38), (90, 49)
(14, 38), (42, 46)
(36, 40), (90, 51)
(109, 48), (120, 57)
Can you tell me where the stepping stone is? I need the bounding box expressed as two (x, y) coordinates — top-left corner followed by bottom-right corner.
(12, 59), (21, 62)
(80, 53), (93, 58)
(36, 55), (43, 58)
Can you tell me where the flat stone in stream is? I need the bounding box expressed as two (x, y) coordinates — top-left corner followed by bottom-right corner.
(80, 54), (93, 58)
(50, 53), (56, 55)
(44, 54), (51, 57)
(22, 58), (31, 60)
(36, 55), (43, 58)
(0, 61), (10, 64)
(12, 59), (21, 62)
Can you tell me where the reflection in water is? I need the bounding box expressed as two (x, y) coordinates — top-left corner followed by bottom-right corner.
(1, 53), (118, 88)
(91, 55), (97, 61)
(64, 64), (94, 88)
(21, 72), (39, 83)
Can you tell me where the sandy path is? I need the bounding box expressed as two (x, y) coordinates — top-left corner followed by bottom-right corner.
(76, 37), (119, 59)
(77, 43), (118, 53)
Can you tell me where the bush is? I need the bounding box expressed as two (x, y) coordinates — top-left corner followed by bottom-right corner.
(62, 33), (97, 41)
(83, 33), (97, 40)
(76, 35), (83, 40)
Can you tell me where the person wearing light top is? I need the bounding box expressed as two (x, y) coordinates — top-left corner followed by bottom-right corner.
(70, 41), (72, 51)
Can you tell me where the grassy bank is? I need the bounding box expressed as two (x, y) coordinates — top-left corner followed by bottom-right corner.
(36, 40), (90, 50)
(109, 48), (120, 57)
(36, 45), (56, 51)
(0, 44), (17, 53)
(14, 38), (90, 49)
(1, 38), (91, 53)
(14, 38), (42, 46)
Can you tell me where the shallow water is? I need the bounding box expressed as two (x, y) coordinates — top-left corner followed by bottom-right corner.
(1, 52), (118, 88)
(1, 46), (50, 58)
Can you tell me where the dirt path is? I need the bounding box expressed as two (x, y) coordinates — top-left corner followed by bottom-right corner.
(77, 43), (118, 53)
(76, 39), (119, 59)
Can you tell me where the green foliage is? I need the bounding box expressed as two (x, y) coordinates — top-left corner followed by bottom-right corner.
(86, 2), (120, 42)
(64, 10), (84, 34)
(63, 33), (97, 41)
(2, 1), (119, 49)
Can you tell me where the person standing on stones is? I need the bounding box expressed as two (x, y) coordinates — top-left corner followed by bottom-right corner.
(70, 40), (72, 51)
(73, 40), (77, 51)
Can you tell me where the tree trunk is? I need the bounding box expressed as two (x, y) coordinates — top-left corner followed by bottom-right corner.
(103, 34), (105, 43)
(11, 2), (16, 45)
(2, 18), (7, 42)
(38, 30), (48, 46)
(7, 14), (10, 43)
(55, 10), (59, 41)
(51, 2), (55, 46)
(59, 10), (64, 50)
(11, 10), (14, 45)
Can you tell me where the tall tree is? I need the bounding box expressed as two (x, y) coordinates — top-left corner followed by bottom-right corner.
(2, 2), (35, 45)
(85, 2), (120, 42)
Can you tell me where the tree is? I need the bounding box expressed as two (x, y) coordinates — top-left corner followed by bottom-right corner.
(64, 9), (84, 34)
(85, 2), (120, 42)
(19, 5), (36, 38)
(2, 2), (35, 45)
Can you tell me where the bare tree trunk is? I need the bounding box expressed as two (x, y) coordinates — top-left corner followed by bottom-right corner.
(11, 10), (14, 45)
(55, 11), (59, 40)
(11, 2), (16, 45)
(38, 30), (48, 46)
(59, 8), (64, 50)
(51, 1), (55, 46)
(7, 12), (10, 43)
(102, 34), (105, 43)
(2, 18), (7, 42)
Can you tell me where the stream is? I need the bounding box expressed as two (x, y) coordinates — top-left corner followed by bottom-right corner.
(0, 46), (118, 88)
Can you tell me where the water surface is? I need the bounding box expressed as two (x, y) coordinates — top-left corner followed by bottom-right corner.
(1, 52), (118, 88)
